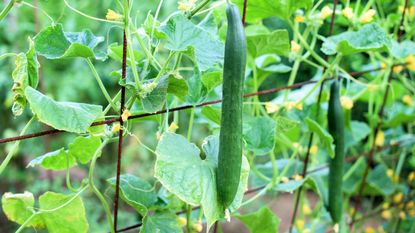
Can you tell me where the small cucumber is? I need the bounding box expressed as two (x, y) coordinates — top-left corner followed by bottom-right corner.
(216, 3), (247, 209)
(327, 79), (345, 223)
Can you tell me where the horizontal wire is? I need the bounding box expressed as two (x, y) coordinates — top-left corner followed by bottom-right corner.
(1, 65), (404, 145)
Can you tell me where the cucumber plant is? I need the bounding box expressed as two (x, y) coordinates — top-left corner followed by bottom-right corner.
(0, 1), (413, 233)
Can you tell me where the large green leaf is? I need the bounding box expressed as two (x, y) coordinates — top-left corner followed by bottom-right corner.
(243, 116), (276, 155)
(247, 30), (290, 58)
(1, 192), (45, 228)
(34, 24), (105, 60)
(27, 148), (76, 171)
(68, 136), (102, 164)
(391, 40), (415, 59)
(155, 133), (249, 229)
(343, 157), (366, 194)
(10, 39), (39, 116)
(234, 0), (312, 22)
(141, 77), (168, 113)
(140, 212), (183, 233)
(321, 23), (391, 55)
(345, 121), (371, 149)
(367, 164), (395, 195)
(160, 14), (224, 71)
(39, 192), (89, 233)
(107, 174), (157, 216)
(235, 207), (280, 233)
(25, 87), (102, 133)
(305, 118), (334, 158)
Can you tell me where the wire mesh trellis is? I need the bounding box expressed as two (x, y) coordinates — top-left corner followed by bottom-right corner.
(0, 0), (413, 232)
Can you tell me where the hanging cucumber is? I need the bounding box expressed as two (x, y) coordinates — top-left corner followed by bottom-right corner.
(216, 3), (247, 209)
(327, 79), (345, 224)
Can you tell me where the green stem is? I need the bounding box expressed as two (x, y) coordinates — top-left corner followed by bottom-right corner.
(0, 0), (15, 22)
(189, 0), (210, 18)
(88, 139), (115, 233)
(290, 22), (331, 69)
(132, 30), (161, 69)
(0, 116), (35, 176)
(153, 52), (175, 84)
(187, 108), (195, 141)
(126, 25), (142, 90)
(15, 185), (89, 233)
(186, 204), (192, 232)
(103, 91), (121, 115)
(66, 153), (83, 193)
(86, 58), (118, 112)
(0, 52), (16, 60)
(299, 54), (342, 103)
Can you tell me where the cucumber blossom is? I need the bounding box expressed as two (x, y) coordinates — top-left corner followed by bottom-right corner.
(327, 79), (345, 224)
(216, 3), (247, 209)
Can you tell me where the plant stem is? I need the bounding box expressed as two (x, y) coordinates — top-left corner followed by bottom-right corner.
(88, 139), (115, 233)
(153, 51), (175, 84)
(187, 108), (195, 141)
(0, 116), (35, 176)
(186, 204), (193, 232)
(86, 58), (118, 112)
(189, 0), (210, 18)
(0, 0), (14, 22)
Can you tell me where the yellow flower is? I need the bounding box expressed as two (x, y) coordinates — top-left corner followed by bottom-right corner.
(387, 169), (394, 178)
(320, 6), (333, 20)
(393, 65), (404, 74)
(302, 204), (312, 215)
(293, 174), (303, 181)
(192, 220), (203, 232)
(291, 40), (301, 53)
(410, 209), (415, 217)
(295, 15), (305, 23)
(364, 227), (375, 233)
(375, 130), (385, 147)
(399, 211), (406, 219)
(281, 176), (290, 183)
(406, 55), (415, 71)
(296, 219), (305, 229)
(178, 0), (197, 12)
(378, 226), (386, 233)
(349, 207), (356, 215)
(106, 9), (123, 21)
(360, 9), (376, 23)
(111, 123), (121, 133)
(382, 202), (390, 209)
(177, 217), (187, 226)
(340, 96), (354, 110)
(403, 95), (413, 106)
(393, 192), (404, 203)
(121, 109), (131, 122)
(342, 7), (354, 20)
(408, 171), (415, 182)
(168, 122), (179, 132)
(409, 6), (415, 18)
(380, 62), (387, 70)
(265, 102), (280, 114)
(381, 210), (392, 220)
(406, 201), (414, 209)
(310, 145), (318, 155)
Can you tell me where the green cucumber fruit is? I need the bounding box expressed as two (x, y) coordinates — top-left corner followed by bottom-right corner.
(327, 79), (345, 223)
(216, 3), (247, 209)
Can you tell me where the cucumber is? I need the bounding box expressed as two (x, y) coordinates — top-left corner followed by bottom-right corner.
(216, 3), (247, 209)
(327, 80), (345, 223)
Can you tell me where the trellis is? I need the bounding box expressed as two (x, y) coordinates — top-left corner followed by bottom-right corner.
(0, 0), (413, 232)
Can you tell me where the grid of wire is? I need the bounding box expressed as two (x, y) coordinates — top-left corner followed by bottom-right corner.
(0, 0), (413, 232)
